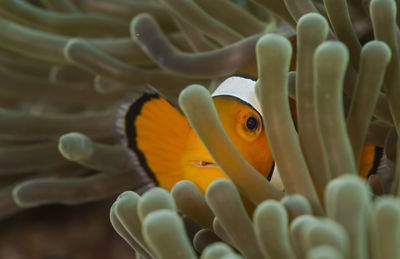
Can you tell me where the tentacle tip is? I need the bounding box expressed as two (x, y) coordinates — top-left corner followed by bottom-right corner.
(11, 184), (37, 208)
(362, 40), (392, 62)
(93, 75), (108, 94)
(254, 199), (287, 222)
(11, 185), (24, 207)
(63, 38), (87, 63)
(117, 190), (138, 201)
(142, 209), (181, 232)
(298, 12), (328, 26)
(315, 41), (349, 66)
(130, 13), (159, 41)
(370, 0), (397, 19)
(297, 12), (329, 33)
(130, 12), (155, 27)
(325, 175), (372, 203)
(141, 186), (170, 198)
(171, 180), (198, 193)
(205, 178), (234, 199)
(58, 132), (94, 161)
(178, 84), (210, 108)
(256, 33), (292, 54)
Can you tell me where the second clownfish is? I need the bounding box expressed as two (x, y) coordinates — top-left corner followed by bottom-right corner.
(119, 76), (385, 193)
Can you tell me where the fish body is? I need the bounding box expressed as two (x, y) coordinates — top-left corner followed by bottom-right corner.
(122, 77), (274, 192)
(122, 76), (385, 192)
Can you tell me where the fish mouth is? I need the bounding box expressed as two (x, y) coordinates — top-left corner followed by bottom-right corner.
(188, 159), (218, 168)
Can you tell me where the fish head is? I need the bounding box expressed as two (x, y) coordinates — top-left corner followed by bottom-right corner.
(179, 77), (274, 192)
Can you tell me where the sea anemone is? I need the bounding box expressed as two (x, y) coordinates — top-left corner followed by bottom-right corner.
(0, 0), (285, 220)
(111, 0), (400, 258)
(0, 0), (398, 258)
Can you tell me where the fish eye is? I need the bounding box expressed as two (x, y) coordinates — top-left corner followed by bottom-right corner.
(236, 110), (262, 141)
(246, 116), (258, 130)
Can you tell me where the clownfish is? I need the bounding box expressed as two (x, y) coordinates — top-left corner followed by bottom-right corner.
(118, 76), (388, 193)
(118, 76), (279, 192)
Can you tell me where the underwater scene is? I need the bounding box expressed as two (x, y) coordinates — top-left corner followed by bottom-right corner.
(0, 0), (399, 258)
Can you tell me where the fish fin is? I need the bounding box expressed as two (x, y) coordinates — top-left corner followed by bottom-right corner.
(116, 86), (191, 190)
(270, 164), (285, 191)
(365, 149), (394, 194)
(359, 144), (384, 179)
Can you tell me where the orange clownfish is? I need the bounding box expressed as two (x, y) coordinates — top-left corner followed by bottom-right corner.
(119, 76), (387, 193)
(119, 76), (280, 192)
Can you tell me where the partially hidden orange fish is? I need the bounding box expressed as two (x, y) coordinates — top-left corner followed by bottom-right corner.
(119, 76), (386, 193)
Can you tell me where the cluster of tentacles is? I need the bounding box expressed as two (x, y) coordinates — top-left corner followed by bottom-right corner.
(0, 0), (286, 219)
(110, 0), (400, 258)
(0, 0), (399, 258)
